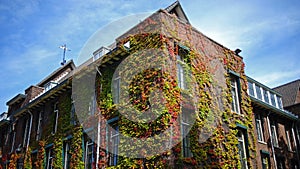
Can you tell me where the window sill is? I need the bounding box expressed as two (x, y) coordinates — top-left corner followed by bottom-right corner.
(232, 111), (244, 116)
(258, 141), (267, 145)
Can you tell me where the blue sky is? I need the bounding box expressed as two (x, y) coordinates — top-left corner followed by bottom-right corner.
(1, 0), (300, 113)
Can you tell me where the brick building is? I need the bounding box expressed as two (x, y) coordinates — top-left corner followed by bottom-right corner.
(248, 77), (299, 169)
(0, 1), (297, 169)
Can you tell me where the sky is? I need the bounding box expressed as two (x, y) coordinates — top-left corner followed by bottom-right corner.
(0, 0), (300, 113)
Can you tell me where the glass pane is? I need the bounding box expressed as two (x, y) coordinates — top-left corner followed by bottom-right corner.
(263, 89), (269, 103)
(248, 82), (254, 96)
(270, 93), (276, 106)
(255, 85), (262, 100)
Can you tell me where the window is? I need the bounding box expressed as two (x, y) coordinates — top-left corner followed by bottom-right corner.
(270, 93), (276, 107)
(286, 127), (296, 152)
(44, 81), (58, 92)
(10, 131), (16, 153)
(63, 142), (71, 169)
(52, 103), (59, 134)
(46, 148), (53, 169)
(70, 101), (76, 125)
(276, 96), (283, 109)
(247, 81), (254, 96)
(5, 125), (11, 145)
(237, 130), (248, 169)
(277, 157), (285, 169)
(261, 153), (270, 169)
(36, 112), (43, 141)
(113, 77), (120, 104)
(23, 117), (30, 146)
(181, 108), (192, 157)
(108, 121), (119, 166)
(177, 55), (186, 89)
(260, 151), (270, 169)
(230, 76), (240, 114)
(263, 89), (269, 104)
(255, 85), (262, 100)
(85, 139), (94, 169)
(270, 123), (279, 147)
(88, 94), (96, 115)
(255, 114), (264, 142)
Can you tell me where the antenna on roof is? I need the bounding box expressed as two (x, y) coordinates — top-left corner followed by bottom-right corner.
(59, 44), (71, 66)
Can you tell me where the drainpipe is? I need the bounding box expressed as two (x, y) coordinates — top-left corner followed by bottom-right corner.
(266, 112), (277, 169)
(95, 67), (102, 169)
(26, 110), (33, 152)
(292, 122), (300, 167)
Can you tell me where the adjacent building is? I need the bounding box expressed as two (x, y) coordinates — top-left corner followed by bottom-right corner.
(248, 77), (299, 169)
(0, 1), (298, 169)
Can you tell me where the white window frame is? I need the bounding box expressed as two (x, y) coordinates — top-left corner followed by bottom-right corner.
(177, 55), (185, 89)
(64, 142), (70, 169)
(52, 103), (59, 134)
(255, 115), (264, 142)
(46, 148), (53, 169)
(286, 127), (296, 152)
(23, 117), (30, 146)
(88, 94), (96, 115)
(10, 131), (16, 153)
(271, 124), (279, 147)
(36, 112), (42, 141)
(181, 108), (192, 158)
(108, 122), (119, 166)
(263, 89), (270, 104)
(5, 129), (9, 145)
(247, 81), (254, 96)
(113, 77), (120, 104)
(230, 76), (241, 114)
(85, 140), (94, 169)
(237, 130), (248, 169)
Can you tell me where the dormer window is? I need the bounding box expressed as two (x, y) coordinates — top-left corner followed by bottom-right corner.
(93, 46), (110, 61)
(44, 81), (58, 92)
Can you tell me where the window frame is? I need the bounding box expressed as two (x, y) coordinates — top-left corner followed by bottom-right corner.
(36, 111), (43, 141)
(23, 117), (30, 146)
(63, 141), (71, 169)
(285, 126), (296, 152)
(260, 151), (270, 169)
(270, 123), (279, 148)
(52, 102), (59, 134)
(107, 118), (119, 166)
(85, 139), (94, 169)
(181, 107), (192, 158)
(255, 114), (265, 142)
(46, 147), (53, 169)
(237, 129), (248, 169)
(113, 76), (120, 104)
(230, 75), (241, 114)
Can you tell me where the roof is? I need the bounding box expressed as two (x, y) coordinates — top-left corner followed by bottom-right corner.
(165, 1), (190, 24)
(273, 79), (300, 107)
(37, 60), (76, 87)
(6, 94), (26, 106)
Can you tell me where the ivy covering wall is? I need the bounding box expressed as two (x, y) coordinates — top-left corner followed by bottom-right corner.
(9, 9), (256, 169)
(93, 10), (256, 168)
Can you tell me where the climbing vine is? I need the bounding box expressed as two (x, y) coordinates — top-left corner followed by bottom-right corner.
(70, 125), (84, 169)
(24, 147), (32, 169)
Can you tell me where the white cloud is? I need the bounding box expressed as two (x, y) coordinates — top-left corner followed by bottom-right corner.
(252, 69), (300, 88)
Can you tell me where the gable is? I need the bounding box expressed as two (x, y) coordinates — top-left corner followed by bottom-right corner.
(165, 1), (190, 24)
